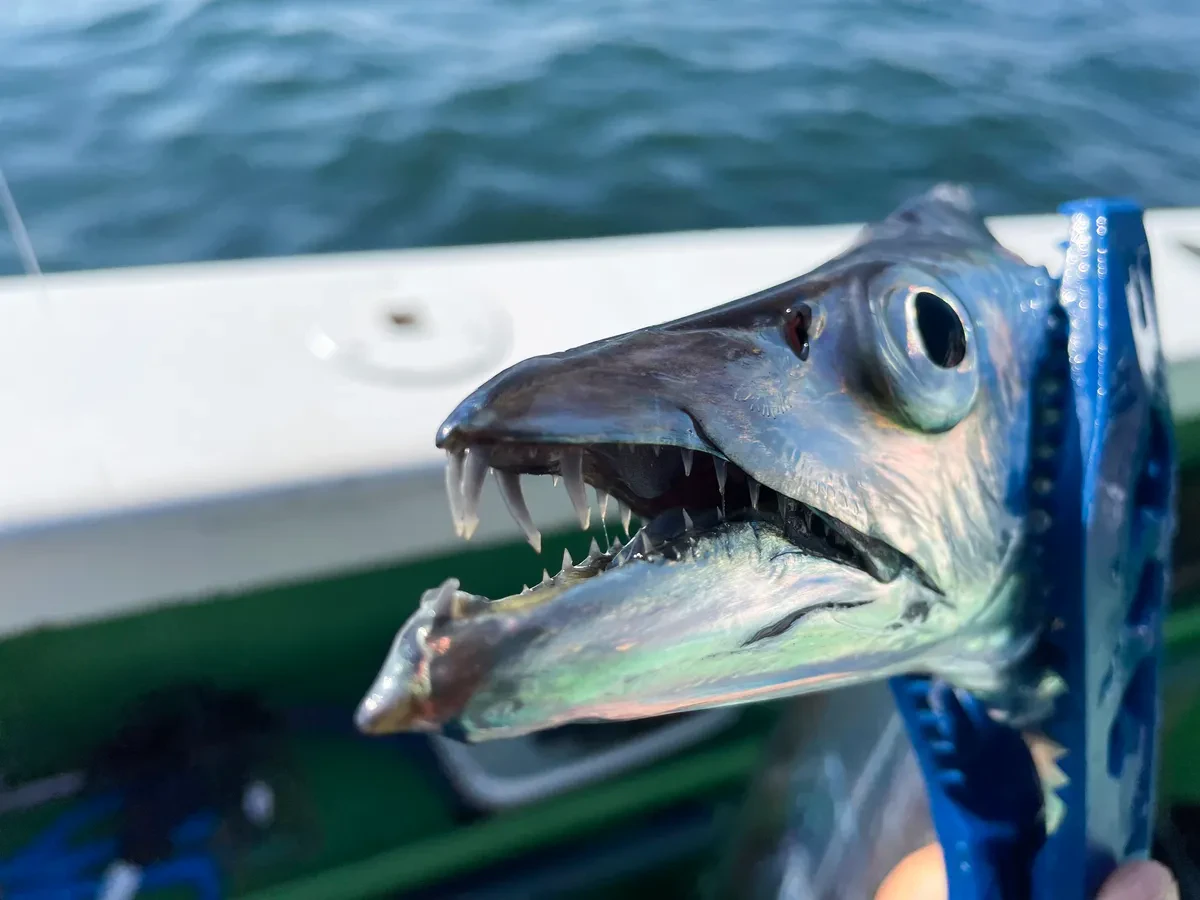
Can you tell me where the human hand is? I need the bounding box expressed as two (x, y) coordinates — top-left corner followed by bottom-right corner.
(875, 844), (1180, 900)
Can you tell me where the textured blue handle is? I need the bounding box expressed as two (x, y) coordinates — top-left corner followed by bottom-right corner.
(892, 198), (1177, 900)
(891, 676), (1044, 899)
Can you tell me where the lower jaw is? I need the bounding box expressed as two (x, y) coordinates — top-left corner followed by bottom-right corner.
(433, 558), (925, 736)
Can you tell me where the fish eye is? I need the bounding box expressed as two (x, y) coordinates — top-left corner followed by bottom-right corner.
(783, 303), (813, 361)
(868, 272), (978, 433)
(782, 303), (811, 360)
(913, 291), (967, 368)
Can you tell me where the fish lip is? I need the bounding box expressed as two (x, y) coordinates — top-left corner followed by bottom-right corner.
(355, 690), (440, 735)
(451, 432), (942, 593)
(354, 577), (522, 737)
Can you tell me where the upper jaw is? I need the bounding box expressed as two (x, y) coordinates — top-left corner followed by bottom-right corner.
(441, 431), (942, 594)
(433, 293), (944, 589)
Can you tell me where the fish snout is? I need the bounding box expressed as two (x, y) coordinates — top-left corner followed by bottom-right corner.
(354, 579), (503, 738)
(435, 343), (701, 455)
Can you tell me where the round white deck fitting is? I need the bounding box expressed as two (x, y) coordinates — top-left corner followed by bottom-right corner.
(309, 282), (513, 386)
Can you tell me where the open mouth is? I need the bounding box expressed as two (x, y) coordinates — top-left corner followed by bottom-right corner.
(355, 184), (1031, 741)
(352, 440), (949, 738)
(444, 440), (941, 596)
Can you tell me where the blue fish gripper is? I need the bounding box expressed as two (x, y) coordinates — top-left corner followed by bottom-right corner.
(891, 198), (1178, 900)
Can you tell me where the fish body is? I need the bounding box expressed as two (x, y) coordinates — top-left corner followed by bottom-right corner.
(357, 185), (1064, 742)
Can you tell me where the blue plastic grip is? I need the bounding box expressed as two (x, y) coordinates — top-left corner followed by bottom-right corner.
(891, 198), (1177, 900)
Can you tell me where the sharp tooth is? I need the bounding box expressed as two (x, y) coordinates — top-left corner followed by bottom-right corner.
(596, 487), (610, 521)
(521, 584), (531, 594)
(652, 445), (661, 457)
(619, 501), (632, 536)
(682, 509), (694, 531)
(610, 537), (623, 555)
(714, 458), (727, 494)
(560, 448), (591, 529)
(460, 447), (491, 540)
(552, 475), (560, 487)
(681, 448), (693, 476)
(563, 548), (574, 571)
(542, 569), (552, 585)
(425, 579), (457, 620)
(445, 450), (466, 536)
(779, 494), (797, 524)
(748, 480), (760, 510)
(588, 537), (601, 558)
(494, 470), (542, 553)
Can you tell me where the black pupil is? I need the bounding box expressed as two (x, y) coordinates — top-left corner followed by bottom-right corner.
(787, 304), (812, 360)
(914, 291), (966, 368)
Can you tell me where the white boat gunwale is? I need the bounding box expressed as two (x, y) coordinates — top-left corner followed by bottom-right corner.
(2, 209), (1198, 636)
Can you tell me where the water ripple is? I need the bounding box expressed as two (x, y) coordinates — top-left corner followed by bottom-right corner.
(1, 0), (1198, 274)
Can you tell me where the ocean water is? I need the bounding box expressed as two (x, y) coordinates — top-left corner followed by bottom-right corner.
(1, 0), (1198, 276)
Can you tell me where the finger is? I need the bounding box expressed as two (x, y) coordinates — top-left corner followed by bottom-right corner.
(1096, 860), (1179, 900)
(875, 850), (1179, 900)
(875, 843), (948, 900)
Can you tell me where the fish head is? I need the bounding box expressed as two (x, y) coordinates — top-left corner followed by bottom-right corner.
(357, 184), (1059, 741)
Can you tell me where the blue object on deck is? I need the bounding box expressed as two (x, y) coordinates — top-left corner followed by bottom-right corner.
(890, 198), (1178, 899)
(0, 792), (222, 899)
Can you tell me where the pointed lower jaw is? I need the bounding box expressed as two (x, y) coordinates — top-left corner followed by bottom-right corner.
(353, 543), (628, 737)
(355, 692), (438, 735)
(355, 521), (949, 743)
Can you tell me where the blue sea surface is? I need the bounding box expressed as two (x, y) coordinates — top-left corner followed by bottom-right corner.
(1, 0), (1198, 275)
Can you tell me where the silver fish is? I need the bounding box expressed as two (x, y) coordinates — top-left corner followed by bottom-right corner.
(356, 185), (1062, 742)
